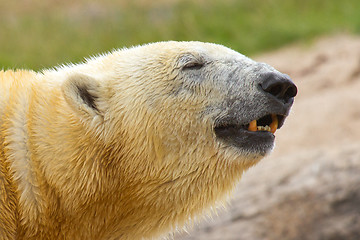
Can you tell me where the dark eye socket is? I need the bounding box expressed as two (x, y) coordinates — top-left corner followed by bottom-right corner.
(183, 62), (204, 70)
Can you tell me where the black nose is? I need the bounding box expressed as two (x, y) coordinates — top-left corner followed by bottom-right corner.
(259, 73), (297, 103)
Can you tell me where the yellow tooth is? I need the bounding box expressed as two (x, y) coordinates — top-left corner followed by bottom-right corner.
(270, 114), (278, 134)
(248, 120), (257, 131)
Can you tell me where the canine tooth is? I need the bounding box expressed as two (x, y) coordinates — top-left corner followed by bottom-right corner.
(248, 120), (257, 131)
(270, 114), (278, 134)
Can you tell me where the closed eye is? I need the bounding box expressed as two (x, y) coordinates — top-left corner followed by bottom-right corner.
(183, 62), (204, 70)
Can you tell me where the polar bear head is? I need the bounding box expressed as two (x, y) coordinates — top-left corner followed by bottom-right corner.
(59, 41), (296, 238)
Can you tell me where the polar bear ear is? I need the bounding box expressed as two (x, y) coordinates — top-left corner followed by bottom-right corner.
(62, 73), (103, 118)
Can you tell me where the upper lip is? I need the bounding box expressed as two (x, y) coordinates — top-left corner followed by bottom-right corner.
(213, 94), (294, 136)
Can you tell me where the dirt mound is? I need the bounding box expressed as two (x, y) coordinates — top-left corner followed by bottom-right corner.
(175, 34), (360, 240)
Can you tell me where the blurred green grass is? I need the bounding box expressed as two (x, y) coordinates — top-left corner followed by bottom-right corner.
(1, 0), (360, 70)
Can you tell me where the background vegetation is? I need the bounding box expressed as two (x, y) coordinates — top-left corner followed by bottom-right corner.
(1, 0), (359, 70)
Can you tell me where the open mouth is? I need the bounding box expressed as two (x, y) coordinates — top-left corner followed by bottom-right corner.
(214, 114), (287, 155)
(247, 114), (285, 134)
(215, 114), (286, 135)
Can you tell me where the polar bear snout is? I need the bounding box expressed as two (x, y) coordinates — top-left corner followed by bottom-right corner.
(259, 72), (297, 104)
(213, 68), (297, 157)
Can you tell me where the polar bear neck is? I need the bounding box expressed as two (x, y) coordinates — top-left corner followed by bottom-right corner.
(0, 70), (116, 236)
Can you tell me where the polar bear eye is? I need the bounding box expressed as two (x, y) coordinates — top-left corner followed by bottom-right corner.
(183, 61), (204, 70)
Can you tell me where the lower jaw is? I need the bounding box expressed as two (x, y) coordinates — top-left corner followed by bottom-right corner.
(217, 131), (275, 157)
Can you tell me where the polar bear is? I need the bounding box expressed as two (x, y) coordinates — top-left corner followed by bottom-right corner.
(0, 41), (296, 240)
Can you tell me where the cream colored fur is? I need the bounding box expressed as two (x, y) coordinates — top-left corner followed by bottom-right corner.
(0, 42), (285, 239)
